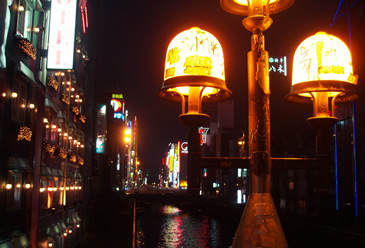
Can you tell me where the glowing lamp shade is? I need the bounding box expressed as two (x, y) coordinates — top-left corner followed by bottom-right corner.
(220, 0), (294, 16)
(288, 32), (358, 103)
(159, 27), (232, 126)
(160, 27), (231, 103)
(287, 32), (359, 128)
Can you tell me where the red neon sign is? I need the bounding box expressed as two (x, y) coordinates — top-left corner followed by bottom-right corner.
(79, 0), (89, 33)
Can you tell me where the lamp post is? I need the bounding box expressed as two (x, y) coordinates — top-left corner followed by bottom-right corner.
(286, 32), (359, 214)
(159, 27), (232, 195)
(220, 0), (293, 247)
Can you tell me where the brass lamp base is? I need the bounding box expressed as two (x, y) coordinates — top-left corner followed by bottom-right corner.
(232, 193), (288, 248)
(179, 113), (209, 127)
(242, 16), (273, 32)
(307, 116), (338, 129)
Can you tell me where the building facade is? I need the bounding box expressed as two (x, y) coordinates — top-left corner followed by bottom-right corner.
(0, 0), (92, 247)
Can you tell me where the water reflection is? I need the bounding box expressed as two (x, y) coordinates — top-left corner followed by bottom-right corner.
(136, 204), (235, 248)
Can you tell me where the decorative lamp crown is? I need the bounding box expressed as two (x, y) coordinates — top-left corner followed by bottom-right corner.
(220, 0), (294, 32)
(286, 32), (359, 128)
(220, 0), (294, 16)
(158, 27), (232, 126)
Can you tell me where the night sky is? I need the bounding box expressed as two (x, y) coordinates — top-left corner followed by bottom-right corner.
(95, 0), (354, 176)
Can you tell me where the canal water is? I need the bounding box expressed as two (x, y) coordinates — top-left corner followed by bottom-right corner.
(136, 203), (239, 248)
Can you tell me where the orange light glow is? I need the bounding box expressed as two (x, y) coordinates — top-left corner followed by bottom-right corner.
(164, 27), (225, 84)
(179, 180), (188, 188)
(221, 0), (293, 16)
(292, 32), (357, 98)
(167, 86), (219, 97)
(233, 0), (279, 6)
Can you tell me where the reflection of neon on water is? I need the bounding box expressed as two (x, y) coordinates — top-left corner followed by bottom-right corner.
(160, 205), (182, 215)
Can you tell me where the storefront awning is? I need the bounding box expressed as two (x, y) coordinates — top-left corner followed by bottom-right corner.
(0, 239), (14, 248)
(45, 98), (59, 113)
(7, 157), (31, 171)
(47, 224), (61, 237)
(12, 233), (30, 248)
(52, 168), (64, 178)
(41, 166), (53, 180)
(15, 61), (36, 85)
(74, 170), (82, 179)
(58, 221), (67, 232)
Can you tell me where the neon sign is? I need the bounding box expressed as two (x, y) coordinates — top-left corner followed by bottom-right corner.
(96, 104), (106, 154)
(112, 93), (123, 99)
(110, 97), (125, 120)
(79, 0), (89, 34)
(181, 142), (188, 154)
(110, 99), (122, 112)
(47, 0), (78, 69)
(199, 127), (209, 146)
(269, 56), (287, 76)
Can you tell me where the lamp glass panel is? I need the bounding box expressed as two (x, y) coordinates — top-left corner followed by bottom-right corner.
(164, 27), (225, 83)
(292, 32), (355, 97)
(168, 86), (220, 97)
(233, 0), (278, 5)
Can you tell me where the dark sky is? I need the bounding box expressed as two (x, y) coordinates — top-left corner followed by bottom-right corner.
(95, 0), (351, 173)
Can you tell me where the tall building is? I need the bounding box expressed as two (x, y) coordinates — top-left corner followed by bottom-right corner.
(200, 100), (245, 203)
(0, 0), (94, 247)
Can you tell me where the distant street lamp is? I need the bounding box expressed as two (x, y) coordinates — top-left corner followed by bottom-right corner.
(220, 0), (294, 247)
(159, 27), (232, 195)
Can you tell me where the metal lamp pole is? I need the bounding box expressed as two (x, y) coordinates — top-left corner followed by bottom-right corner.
(232, 29), (287, 248)
(158, 27), (232, 196)
(219, 1), (294, 247)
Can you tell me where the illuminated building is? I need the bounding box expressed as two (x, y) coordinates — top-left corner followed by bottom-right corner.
(94, 92), (139, 192)
(161, 141), (188, 189)
(0, 0), (91, 246)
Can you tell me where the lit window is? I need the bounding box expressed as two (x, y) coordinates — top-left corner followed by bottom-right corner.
(6, 170), (23, 210)
(11, 80), (27, 122)
(16, 0), (34, 41)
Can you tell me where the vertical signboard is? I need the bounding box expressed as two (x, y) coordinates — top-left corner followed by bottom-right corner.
(96, 104), (107, 154)
(269, 56), (287, 76)
(47, 0), (78, 69)
(110, 94), (125, 120)
(198, 127), (209, 146)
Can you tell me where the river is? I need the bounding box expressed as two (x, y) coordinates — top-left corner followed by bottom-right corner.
(136, 203), (239, 248)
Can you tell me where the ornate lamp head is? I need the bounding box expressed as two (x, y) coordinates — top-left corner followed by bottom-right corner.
(158, 27), (232, 126)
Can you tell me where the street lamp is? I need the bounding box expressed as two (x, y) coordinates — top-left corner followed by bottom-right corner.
(286, 31), (359, 129)
(159, 27), (232, 194)
(159, 27), (232, 126)
(286, 32), (359, 216)
(220, 0), (294, 247)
